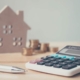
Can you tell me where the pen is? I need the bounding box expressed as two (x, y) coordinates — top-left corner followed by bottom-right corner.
(0, 65), (25, 73)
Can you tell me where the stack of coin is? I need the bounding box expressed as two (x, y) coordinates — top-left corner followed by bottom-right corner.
(50, 47), (58, 53)
(40, 43), (49, 52)
(29, 40), (39, 50)
(22, 48), (33, 56)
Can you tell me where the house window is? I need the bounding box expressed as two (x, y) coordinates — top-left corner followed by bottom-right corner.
(0, 42), (2, 46)
(12, 37), (22, 46)
(18, 37), (22, 41)
(0, 38), (2, 41)
(3, 30), (7, 34)
(3, 25), (7, 29)
(17, 37), (22, 46)
(8, 30), (12, 34)
(8, 25), (12, 29)
(13, 37), (17, 41)
(13, 42), (17, 46)
(2, 25), (13, 34)
(0, 38), (3, 47)
(8, 25), (12, 34)
(18, 42), (22, 46)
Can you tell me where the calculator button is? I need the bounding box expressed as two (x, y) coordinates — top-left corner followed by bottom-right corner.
(45, 63), (53, 66)
(75, 57), (80, 60)
(72, 59), (78, 62)
(53, 64), (62, 68)
(41, 57), (49, 60)
(66, 56), (74, 60)
(59, 62), (67, 66)
(41, 56), (54, 60)
(64, 58), (70, 60)
(62, 64), (77, 69)
(64, 60), (73, 63)
(56, 59), (64, 62)
(77, 59), (80, 62)
(37, 62), (45, 65)
(58, 55), (66, 58)
(50, 61), (59, 64)
(73, 61), (80, 65)
(46, 56), (54, 58)
(48, 58), (56, 61)
(41, 57), (47, 60)
(43, 60), (51, 63)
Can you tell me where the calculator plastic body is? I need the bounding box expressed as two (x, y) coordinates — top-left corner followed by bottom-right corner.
(26, 45), (80, 76)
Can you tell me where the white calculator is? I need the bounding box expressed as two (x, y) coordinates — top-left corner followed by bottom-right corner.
(26, 45), (80, 77)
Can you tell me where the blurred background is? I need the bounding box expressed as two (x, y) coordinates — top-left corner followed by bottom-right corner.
(0, 0), (80, 42)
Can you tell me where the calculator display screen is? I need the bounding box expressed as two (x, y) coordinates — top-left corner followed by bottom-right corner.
(59, 46), (80, 56)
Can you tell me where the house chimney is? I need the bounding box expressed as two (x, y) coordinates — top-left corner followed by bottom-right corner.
(17, 11), (24, 20)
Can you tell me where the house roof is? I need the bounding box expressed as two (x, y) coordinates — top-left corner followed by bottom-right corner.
(0, 5), (31, 30)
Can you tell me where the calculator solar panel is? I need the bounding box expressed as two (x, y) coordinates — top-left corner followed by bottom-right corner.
(58, 45), (80, 56)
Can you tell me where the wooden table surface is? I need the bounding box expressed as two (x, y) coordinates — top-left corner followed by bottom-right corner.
(0, 45), (80, 80)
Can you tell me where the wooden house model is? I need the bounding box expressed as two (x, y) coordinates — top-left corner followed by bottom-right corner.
(0, 6), (31, 53)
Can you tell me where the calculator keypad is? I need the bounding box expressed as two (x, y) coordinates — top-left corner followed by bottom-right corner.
(36, 54), (80, 70)
(26, 46), (80, 76)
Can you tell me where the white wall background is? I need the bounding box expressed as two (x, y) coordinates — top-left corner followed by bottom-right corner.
(0, 0), (80, 42)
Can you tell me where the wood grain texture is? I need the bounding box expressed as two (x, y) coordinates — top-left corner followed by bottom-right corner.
(0, 52), (52, 63)
(0, 54), (80, 80)
(0, 43), (80, 80)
